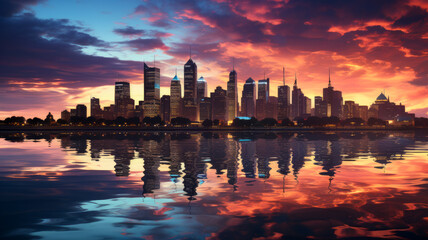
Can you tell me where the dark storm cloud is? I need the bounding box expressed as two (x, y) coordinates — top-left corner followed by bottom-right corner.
(113, 26), (145, 37)
(119, 38), (169, 51)
(0, 0), (46, 17)
(0, 13), (141, 89)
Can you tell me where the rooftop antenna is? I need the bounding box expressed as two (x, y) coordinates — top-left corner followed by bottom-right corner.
(283, 66), (285, 86)
(232, 57), (235, 71)
(328, 68), (331, 87)
(175, 67), (177, 76)
(294, 72), (297, 86)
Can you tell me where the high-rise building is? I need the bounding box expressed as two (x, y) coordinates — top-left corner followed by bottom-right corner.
(358, 105), (368, 122)
(160, 95), (171, 122)
(227, 68), (238, 122)
(115, 81), (134, 118)
(241, 78), (256, 117)
(76, 104), (87, 118)
(183, 58), (198, 121)
(323, 70), (343, 118)
(368, 93), (407, 121)
(315, 96), (331, 117)
(304, 96), (311, 115)
(256, 78), (269, 120)
(278, 67), (290, 121)
(61, 110), (71, 121)
(143, 63), (160, 117)
(90, 97), (102, 118)
(291, 73), (303, 118)
(199, 97), (212, 121)
(211, 86), (227, 122)
(170, 74), (182, 119)
(197, 76), (207, 103)
(266, 97), (278, 119)
(343, 100), (356, 119)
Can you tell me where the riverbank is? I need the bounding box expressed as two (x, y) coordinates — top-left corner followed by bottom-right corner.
(1, 125), (426, 132)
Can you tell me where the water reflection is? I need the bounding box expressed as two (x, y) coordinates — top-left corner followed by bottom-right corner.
(0, 131), (427, 239)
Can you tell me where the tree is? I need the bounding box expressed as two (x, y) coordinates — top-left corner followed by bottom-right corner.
(27, 117), (44, 126)
(280, 118), (294, 127)
(260, 118), (277, 127)
(202, 119), (213, 127)
(213, 119), (220, 126)
(127, 117), (140, 126)
(368, 117), (386, 126)
(303, 116), (322, 126)
(171, 117), (191, 126)
(341, 118), (365, 126)
(56, 119), (68, 125)
(4, 116), (25, 125)
(114, 116), (126, 126)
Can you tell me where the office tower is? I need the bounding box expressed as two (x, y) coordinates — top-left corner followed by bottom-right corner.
(241, 78), (256, 117)
(160, 95), (171, 122)
(227, 67), (238, 122)
(199, 97), (212, 121)
(343, 100), (356, 119)
(115, 81), (134, 118)
(76, 104), (87, 118)
(358, 105), (368, 122)
(304, 96), (311, 115)
(368, 92), (407, 121)
(183, 57), (198, 121)
(315, 96), (331, 117)
(211, 86), (227, 122)
(291, 73), (304, 118)
(278, 67), (290, 121)
(256, 78), (269, 120)
(70, 109), (77, 117)
(323, 69), (343, 118)
(197, 76), (207, 103)
(170, 74), (182, 119)
(143, 63), (160, 117)
(90, 97), (102, 118)
(61, 110), (71, 121)
(266, 96), (278, 119)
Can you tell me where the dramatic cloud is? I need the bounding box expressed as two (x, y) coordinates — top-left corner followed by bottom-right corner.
(0, 0), (427, 118)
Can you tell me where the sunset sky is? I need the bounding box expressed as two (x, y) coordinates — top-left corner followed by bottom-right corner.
(0, 0), (427, 119)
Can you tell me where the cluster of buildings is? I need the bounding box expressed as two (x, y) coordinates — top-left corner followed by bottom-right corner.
(60, 56), (415, 125)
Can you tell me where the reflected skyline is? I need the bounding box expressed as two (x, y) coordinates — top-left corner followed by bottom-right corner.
(0, 131), (427, 239)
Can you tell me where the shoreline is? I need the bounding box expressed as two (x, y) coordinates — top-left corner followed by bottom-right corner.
(1, 126), (426, 132)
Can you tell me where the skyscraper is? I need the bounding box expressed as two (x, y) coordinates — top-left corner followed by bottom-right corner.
(211, 86), (227, 122)
(90, 97), (101, 118)
(277, 67), (290, 121)
(76, 104), (87, 118)
(115, 81), (131, 117)
(291, 73), (302, 118)
(199, 97), (212, 121)
(197, 76), (207, 103)
(241, 78), (256, 117)
(170, 73), (182, 119)
(323, 69), (343, 118)
(183, 58), (198, 121)
(143, 63), (161, 117)
(227, 68), (238, 122)
(160, 95), (171, 122)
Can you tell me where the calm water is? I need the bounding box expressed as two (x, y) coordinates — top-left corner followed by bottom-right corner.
(0, 131), (427, 240)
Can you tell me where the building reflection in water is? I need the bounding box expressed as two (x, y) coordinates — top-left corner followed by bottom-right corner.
(19, 131), (420, 199)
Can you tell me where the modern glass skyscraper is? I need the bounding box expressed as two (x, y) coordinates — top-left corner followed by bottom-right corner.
(227, 68), (237, 122)
(90, 97), (101, 118)
(183, 58), (198, 121)
(115, 81), (132, 118)
(143, 63), (160, 117)
(211, 86), (227, 122)
(323, 70), (343, 118)
(197, 76), (207, 103)
(170, 74), (182, 119)
(241, 78), (256, 117)
(278, 67), (290, 121)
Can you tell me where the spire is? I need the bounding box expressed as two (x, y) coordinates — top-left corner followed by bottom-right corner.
(294, 72), (297, 86)
(189, 45), (192, 59)
(175, 68), (177, 76)
(328, 68), (331, 87)
(232, 57), (234, 71)
(283, 66), (285, 86)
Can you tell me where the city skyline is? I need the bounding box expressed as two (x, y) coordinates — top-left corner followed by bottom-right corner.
(1, 0), (427, 119)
